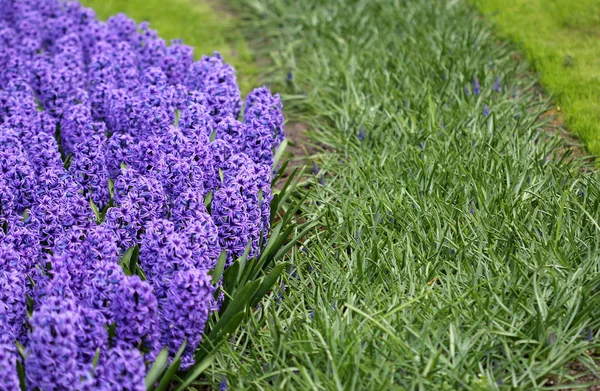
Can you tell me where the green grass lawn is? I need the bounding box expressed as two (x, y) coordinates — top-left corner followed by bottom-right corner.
(194, 0), (600, 389)
(80, 0), (258, 94)
(472, 0), (600, 156)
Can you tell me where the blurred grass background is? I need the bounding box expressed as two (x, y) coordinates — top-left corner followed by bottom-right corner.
(80, 0), (258, 94)
(472, 0), (600, 155)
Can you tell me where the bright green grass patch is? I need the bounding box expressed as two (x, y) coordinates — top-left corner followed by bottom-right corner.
(472, 0), (600, 155)
(81, 0), (258, 94)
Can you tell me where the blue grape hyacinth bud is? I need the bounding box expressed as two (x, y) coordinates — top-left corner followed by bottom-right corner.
(472, 78), (481, 95)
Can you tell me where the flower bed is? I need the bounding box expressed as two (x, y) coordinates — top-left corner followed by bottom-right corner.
(0, 0), (290, 389)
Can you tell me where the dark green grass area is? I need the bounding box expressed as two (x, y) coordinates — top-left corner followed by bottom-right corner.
(194, 0), (600, 389)
(472, 0), (600, 156)
(81, 0), (258, 94)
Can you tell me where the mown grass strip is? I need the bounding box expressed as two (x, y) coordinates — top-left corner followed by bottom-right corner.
(472, 0), (600, 156)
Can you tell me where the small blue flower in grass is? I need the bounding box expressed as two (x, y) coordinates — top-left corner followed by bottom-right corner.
(472, 78), (481, 95)
(483, 104), (490, 117)
(310, 309), (315, 319)
(220, 376), (229, 391)
(289, 265), (298, 279)
(319, 175), (326, 186)
(275, 283), (286, 303)
(493, 77), (502, 92)
(287, 71), (293, 82)
(358, 124), (366, 141)
(375, 211), (381, 223)
(312, 161), (320, 175)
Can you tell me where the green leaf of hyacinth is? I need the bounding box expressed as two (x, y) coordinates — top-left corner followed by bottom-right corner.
(179, 313), (244, 391)
(249, 262), (289, 309)
(119, 246), (135, 276)
(271, 160), (290, 188)
(14, 341), (25, 359)
(211, 250), (228, 285)
(108, 178), (114, 199)
(136, 264), (147, 281)
(173, 109), (181, 127)
(272, 139), (288, 170)
(206, 279), (261, 343)
(107, 323), (117, 342)
(272, 221), (316, 264)
(16, 359), (26, 391)
(92, 348), (101, 368)
(155, 339), (186, 391)
(99, 198), (114, 223)
(222, 261), (239, 299)
(89, 198), (101, 222)
(204, 190), (213, 214)
(128, 245), (140, 276)
(145, 347), (169, 390)
(176, 345), (221, 391)
(63, 153), (72, 170)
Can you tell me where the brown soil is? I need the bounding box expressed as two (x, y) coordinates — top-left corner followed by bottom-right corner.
(541, 107), (597, 170)
(273, 122), (318, 188)
(546, 354), (600, 390)
(508, 52), (596, 170)
(284, 122), (318, 165)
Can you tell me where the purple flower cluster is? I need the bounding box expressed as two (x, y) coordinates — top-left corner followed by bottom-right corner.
(0, 0), (284, 387)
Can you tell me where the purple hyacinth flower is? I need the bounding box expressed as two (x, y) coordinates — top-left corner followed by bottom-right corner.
(95, 346), (146, 391)
(0, 0), (283, 384)
(25, 295), (82, 391)
(112, 276), (159, 355)
(0, 344), (20, 390)
(159, 269), (216, 368)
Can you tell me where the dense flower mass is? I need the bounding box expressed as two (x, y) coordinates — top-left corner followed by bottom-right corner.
(0, 0), (284, 388)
